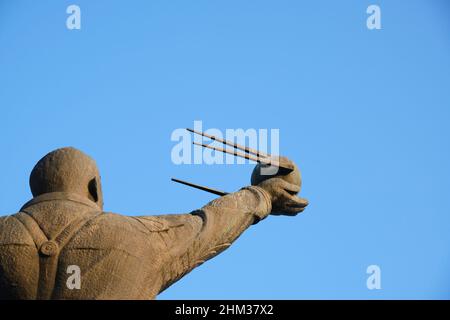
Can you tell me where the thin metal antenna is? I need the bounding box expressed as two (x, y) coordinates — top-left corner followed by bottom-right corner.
(171, 178), (229, 196)
(187, 128), (270, 158)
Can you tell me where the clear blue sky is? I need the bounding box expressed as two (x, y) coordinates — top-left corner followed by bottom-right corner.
(1, 0), (449, 299)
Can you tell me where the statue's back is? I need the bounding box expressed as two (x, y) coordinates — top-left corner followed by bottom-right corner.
(0, 193), (166, 300)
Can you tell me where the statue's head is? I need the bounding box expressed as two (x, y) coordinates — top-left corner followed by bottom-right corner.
(29, 147), (103, 209)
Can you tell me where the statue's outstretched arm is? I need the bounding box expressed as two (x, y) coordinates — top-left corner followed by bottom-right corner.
(149, 185), (272, 293)
(135, 158), (308, 293)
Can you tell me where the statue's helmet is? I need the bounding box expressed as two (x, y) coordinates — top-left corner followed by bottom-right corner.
(29, 147), (103, 209)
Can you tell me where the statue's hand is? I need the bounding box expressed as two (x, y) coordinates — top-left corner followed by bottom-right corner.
(257, 178), (309, 216)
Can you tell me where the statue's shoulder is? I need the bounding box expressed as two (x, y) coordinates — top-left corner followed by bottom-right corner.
(0, 213), (23, 229)
(96, 212), (174, 233)
(0, 215), (9, 231)
(81, 212), (194, 234)
(131, 215), (172, 232)
(134, 214), (196, 233)
(0, 213), (36, 245)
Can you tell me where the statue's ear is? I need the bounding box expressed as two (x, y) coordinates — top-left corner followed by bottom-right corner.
(88, 177), (99, 203)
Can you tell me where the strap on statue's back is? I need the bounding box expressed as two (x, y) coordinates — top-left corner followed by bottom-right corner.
(14, 212), (98, 300)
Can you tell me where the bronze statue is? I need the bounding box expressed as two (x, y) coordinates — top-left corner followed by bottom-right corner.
(0, 133), (308, 299)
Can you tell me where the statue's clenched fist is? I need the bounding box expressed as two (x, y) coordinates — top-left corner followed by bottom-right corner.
(252, 156), (308, 216)
(258, 178), (308, 215)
